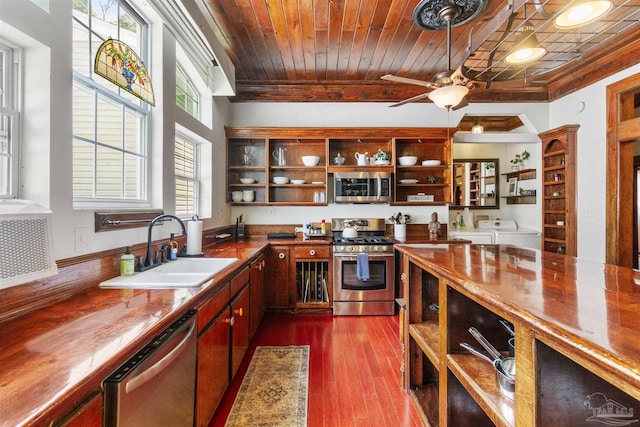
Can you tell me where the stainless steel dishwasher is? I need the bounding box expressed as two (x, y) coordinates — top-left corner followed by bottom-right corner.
(103, 309), (197, 427)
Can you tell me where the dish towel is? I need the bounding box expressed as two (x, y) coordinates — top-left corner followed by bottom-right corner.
(356, 253), (370, 281)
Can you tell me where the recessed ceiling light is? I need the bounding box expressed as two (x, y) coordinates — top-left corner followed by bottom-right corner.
(554, 1), (613, 29)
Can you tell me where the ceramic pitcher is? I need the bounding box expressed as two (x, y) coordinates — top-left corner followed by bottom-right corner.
(355, 151), (368, 166)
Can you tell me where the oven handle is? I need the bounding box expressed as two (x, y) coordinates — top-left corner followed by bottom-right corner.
(333, 253), (394, 259)
(376, 175), (381, 199)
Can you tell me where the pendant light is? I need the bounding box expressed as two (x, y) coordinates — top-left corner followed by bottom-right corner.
(504, 25), (547, 65)
(471, 120), (484, 134)
(554, 1), (613, 29)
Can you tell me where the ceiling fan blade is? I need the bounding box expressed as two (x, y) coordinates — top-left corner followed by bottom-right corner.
(388, 93), (430, 107)
(381, 74), (437, 89)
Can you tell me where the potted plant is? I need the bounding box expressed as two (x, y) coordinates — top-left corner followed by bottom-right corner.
(372, 149), (390, 165)
(510, 150), (530, 170)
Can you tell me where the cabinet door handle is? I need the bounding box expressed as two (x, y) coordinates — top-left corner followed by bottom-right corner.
(225, 316), (235, 326)
(278, 252), (286, 259)
(234, 307), (244, 317)
(309, 249), (316, 256)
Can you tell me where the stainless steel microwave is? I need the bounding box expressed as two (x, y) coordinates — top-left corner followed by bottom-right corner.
(334, 172), (392, 203)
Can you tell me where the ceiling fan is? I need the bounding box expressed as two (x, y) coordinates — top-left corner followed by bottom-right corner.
(382, 0), (486, 110)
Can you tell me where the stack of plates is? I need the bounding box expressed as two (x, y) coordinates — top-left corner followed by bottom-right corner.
(422, 160), (441, 166)
(399, 179), (419, 184)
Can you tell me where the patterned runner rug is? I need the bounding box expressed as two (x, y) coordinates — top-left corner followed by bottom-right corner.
(225, 345), (310, 427)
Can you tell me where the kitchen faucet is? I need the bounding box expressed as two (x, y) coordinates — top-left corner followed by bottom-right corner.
(139, 214), (187, 271)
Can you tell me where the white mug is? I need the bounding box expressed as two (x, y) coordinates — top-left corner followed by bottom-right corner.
(242, 190), (255, 202)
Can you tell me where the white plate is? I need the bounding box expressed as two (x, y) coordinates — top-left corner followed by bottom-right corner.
(399, 179), (419, 184)
(422, 160), (441, 166)
(291, 179), (306, 184)
(311, 181), (325, 185)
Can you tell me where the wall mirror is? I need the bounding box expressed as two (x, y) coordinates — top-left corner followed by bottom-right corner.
(451, 159), (499, 209)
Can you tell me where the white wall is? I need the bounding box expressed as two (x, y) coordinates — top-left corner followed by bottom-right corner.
(549, 63), (640, 262)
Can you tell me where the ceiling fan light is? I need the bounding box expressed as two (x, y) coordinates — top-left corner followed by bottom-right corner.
(471, 121), (484, 134)
(428, 85), (469, 109)
(554, 1), (613, 29)
(504, 26), (547, 65)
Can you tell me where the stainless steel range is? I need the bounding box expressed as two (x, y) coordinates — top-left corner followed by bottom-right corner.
(331, 218), (395, 315)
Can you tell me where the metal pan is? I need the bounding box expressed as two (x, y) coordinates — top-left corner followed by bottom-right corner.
(468, 327), (515, 381)
(460, 342), (516, 400)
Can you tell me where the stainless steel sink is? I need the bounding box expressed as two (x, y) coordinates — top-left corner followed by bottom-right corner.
(99, 257), (238, 289)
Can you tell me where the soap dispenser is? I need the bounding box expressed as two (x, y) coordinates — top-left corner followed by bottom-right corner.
(169, 233), (178, 260)
(120, 246), (135, 276)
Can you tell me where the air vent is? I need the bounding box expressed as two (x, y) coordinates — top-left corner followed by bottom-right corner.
(0, 200), (58, 289)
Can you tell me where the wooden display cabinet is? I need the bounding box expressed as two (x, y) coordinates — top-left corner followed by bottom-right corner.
(540, 125), (579, 255)
(327, 137), (394, 171)
(394, 137), (452, 205)
(227, 137), (267, 204)
(268, 138), (327, 205)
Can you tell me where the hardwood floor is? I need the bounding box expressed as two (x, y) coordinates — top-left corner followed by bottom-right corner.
(210, 312), (424, 427)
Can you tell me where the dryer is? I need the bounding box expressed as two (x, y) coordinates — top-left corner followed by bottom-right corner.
(477, 220), (541, 250)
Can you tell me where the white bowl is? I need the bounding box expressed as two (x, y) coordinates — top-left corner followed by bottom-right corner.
(239, 178), (256, 184)
(242, 190), (255, 202)
(231, 191), (243, 202)
(422, 160), (442, 166)
(290, 179), (306, 185)
(398, 156), (418, 166)
(273, 176), (289, 184)
(301, 155), (320, 166)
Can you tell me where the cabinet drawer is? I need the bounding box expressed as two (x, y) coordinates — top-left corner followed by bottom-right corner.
(294, 246), (330, 259)
(230, 266), (250, 297)
(197, 284), (230, 334)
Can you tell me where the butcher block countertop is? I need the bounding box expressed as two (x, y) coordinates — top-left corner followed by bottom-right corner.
(394, 243), (640, 405)
(0, 239), (274, 427)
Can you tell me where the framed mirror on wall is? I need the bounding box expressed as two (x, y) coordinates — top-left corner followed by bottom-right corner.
(451, 159), (499, 209)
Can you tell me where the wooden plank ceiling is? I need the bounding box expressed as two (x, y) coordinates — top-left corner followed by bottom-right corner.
(202, 0), (640, 104)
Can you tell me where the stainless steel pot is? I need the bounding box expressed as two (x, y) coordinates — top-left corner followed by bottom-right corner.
(460, 342), (516, 400)
(465, 326), (516, 399)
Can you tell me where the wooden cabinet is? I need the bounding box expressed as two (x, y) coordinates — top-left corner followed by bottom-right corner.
(226, 127), (454, 206)
(294, 245), (331, 310)
(196, 284), (231, 427)
(230, 285), (250, 379)
(56, 393), (102, 427)
(226, 128), (328, 205)
(265, 245), (293, 309)
(540, 125), (579, 255)
(398, 244), (640, 426)
(501, 168), (536, 205)
(394, 135), (452, 205)
(249, 254), (266, 339)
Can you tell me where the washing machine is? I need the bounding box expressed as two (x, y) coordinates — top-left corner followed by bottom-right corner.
(477, 220), (541, 250)
(449, 228), (494, 244)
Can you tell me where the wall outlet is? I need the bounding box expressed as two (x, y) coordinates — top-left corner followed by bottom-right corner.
(75, 227), (89, 252)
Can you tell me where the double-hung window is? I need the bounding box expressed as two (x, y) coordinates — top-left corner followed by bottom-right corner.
(176, 64), (199, 119)
(0, 41), (19, 198)
(175, 132), (199, 216)
(72, 0), (149, 207)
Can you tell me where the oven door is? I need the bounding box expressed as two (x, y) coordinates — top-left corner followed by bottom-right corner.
(333, 253), (394, 301)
